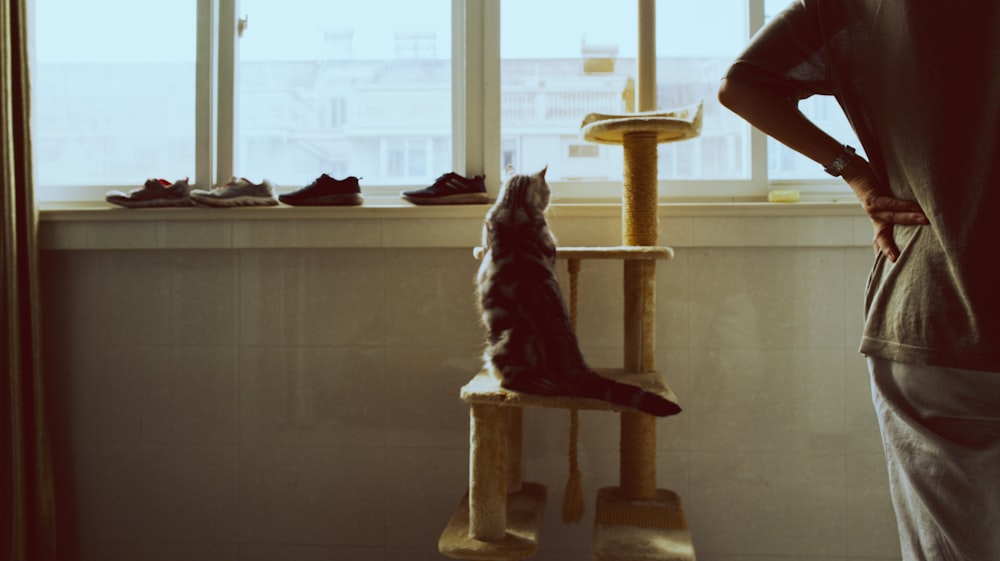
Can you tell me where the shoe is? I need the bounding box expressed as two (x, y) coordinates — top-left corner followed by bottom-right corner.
(401, 172), (489, 205)
(106, 178), (194, 208)
(190, 177), (279, 207)
(279, 174), (363, 206)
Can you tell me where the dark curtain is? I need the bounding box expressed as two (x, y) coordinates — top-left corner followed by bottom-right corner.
(2, 0), (57, 559)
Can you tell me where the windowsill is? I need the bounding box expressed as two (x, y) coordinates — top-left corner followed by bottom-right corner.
(38, 196), (873, 251)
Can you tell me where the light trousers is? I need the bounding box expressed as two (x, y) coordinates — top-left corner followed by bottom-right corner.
(868, 356), (1000, 561)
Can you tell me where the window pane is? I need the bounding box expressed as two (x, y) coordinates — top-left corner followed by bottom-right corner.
(33, 0), (196, 188)
(500, 0), (750, 183)
(763, 0), (862, 180)
(238, 1), (451, 187)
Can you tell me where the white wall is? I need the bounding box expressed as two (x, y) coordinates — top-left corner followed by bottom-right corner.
(38, 209), (902, 561)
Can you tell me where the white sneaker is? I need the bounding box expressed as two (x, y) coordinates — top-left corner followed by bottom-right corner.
(106, 178), (194, 208)
(190, 177), (279, 207)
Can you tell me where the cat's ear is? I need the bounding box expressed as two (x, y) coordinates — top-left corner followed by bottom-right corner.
(538, 166), (548, 180)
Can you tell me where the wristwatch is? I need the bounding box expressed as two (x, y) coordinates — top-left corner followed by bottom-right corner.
(823, 144), (856, 177)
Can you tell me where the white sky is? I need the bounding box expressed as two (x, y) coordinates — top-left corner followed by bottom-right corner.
(36, 0), (752, 63)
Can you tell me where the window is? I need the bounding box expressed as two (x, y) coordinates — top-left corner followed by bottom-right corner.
(31, 0), (858, 202)
(500, 0), (753, 200)
(762, 0), (863, 181)
(501, 137), (519, 173)
(382, 137), (445, 180)
(33, 0), (197, 196)
(237, 0), (451, 187)
(330, 98), (347, 129)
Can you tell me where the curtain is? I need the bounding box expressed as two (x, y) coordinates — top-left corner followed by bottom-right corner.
(2, 0), (57, 559)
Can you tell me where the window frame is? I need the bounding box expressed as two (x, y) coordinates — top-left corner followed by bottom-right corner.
(32, 0), (853, 204)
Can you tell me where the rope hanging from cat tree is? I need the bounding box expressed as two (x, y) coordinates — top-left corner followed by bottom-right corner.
(563, 258), (585, 523)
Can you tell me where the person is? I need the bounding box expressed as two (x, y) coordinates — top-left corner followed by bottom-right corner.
(718, 1), (1000, 559)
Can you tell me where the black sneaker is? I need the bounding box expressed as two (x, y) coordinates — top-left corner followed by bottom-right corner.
(279, 174), (363, 206)
(401, 172), (489, 205)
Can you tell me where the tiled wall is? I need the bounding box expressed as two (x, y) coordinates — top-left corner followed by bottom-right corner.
(40, 243), (902, 561)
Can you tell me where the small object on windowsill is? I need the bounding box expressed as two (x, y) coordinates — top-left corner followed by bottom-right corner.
(767, 189), (801, 203)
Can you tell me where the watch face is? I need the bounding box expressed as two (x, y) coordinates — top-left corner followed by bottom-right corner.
(824, 145), (856, 177)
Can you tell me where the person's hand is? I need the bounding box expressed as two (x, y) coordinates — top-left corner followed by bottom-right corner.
(860, 193), (927, 262)
(843, 159), (928, 262)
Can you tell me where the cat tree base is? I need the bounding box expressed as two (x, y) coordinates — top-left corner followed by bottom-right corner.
(593, 487), (695, 561)
(440, 371), (682, 560)
(439, 483), (547, 561)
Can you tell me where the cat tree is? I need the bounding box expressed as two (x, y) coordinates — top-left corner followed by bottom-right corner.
(439, 1), (702, 559)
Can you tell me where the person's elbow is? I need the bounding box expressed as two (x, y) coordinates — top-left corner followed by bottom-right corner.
(718, 77), (780, 121)
(717, 78), (743, 114)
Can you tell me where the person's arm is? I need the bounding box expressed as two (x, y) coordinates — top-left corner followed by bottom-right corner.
(718, 76), (927, 262)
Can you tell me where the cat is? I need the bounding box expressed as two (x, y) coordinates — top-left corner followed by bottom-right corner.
(476, 167), (680, 417)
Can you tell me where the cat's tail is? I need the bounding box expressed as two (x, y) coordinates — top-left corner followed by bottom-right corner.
(495, 363), (681, 417)
(577, 370), (681, 417)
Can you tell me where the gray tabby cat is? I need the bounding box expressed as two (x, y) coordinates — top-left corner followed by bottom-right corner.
(476, 168), (680, 417)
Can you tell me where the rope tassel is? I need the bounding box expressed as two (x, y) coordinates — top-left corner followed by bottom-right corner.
(562, 408), (584, 522)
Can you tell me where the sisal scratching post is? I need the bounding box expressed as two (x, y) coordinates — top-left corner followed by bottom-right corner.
(566, 0), (701, 555)
(617, 0), (659, 506)
(442, 397), (547, 560)
(620, 257), (658, 501)
(624, 259), (657, 377)
(507, 407), (523, 494)
(579, 0), (699, 553)
(622, 132), (660, 247)
(469, 403), (507, 541)
(620, 257), (658, 502)
(619, 412), (657, 499)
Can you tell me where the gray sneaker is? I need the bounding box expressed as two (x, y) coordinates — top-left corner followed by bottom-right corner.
(106, 178), (194, 208)
(190, 177), (279, 207)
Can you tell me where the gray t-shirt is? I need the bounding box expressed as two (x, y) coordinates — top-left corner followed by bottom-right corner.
(726, 0), (1000, 371)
